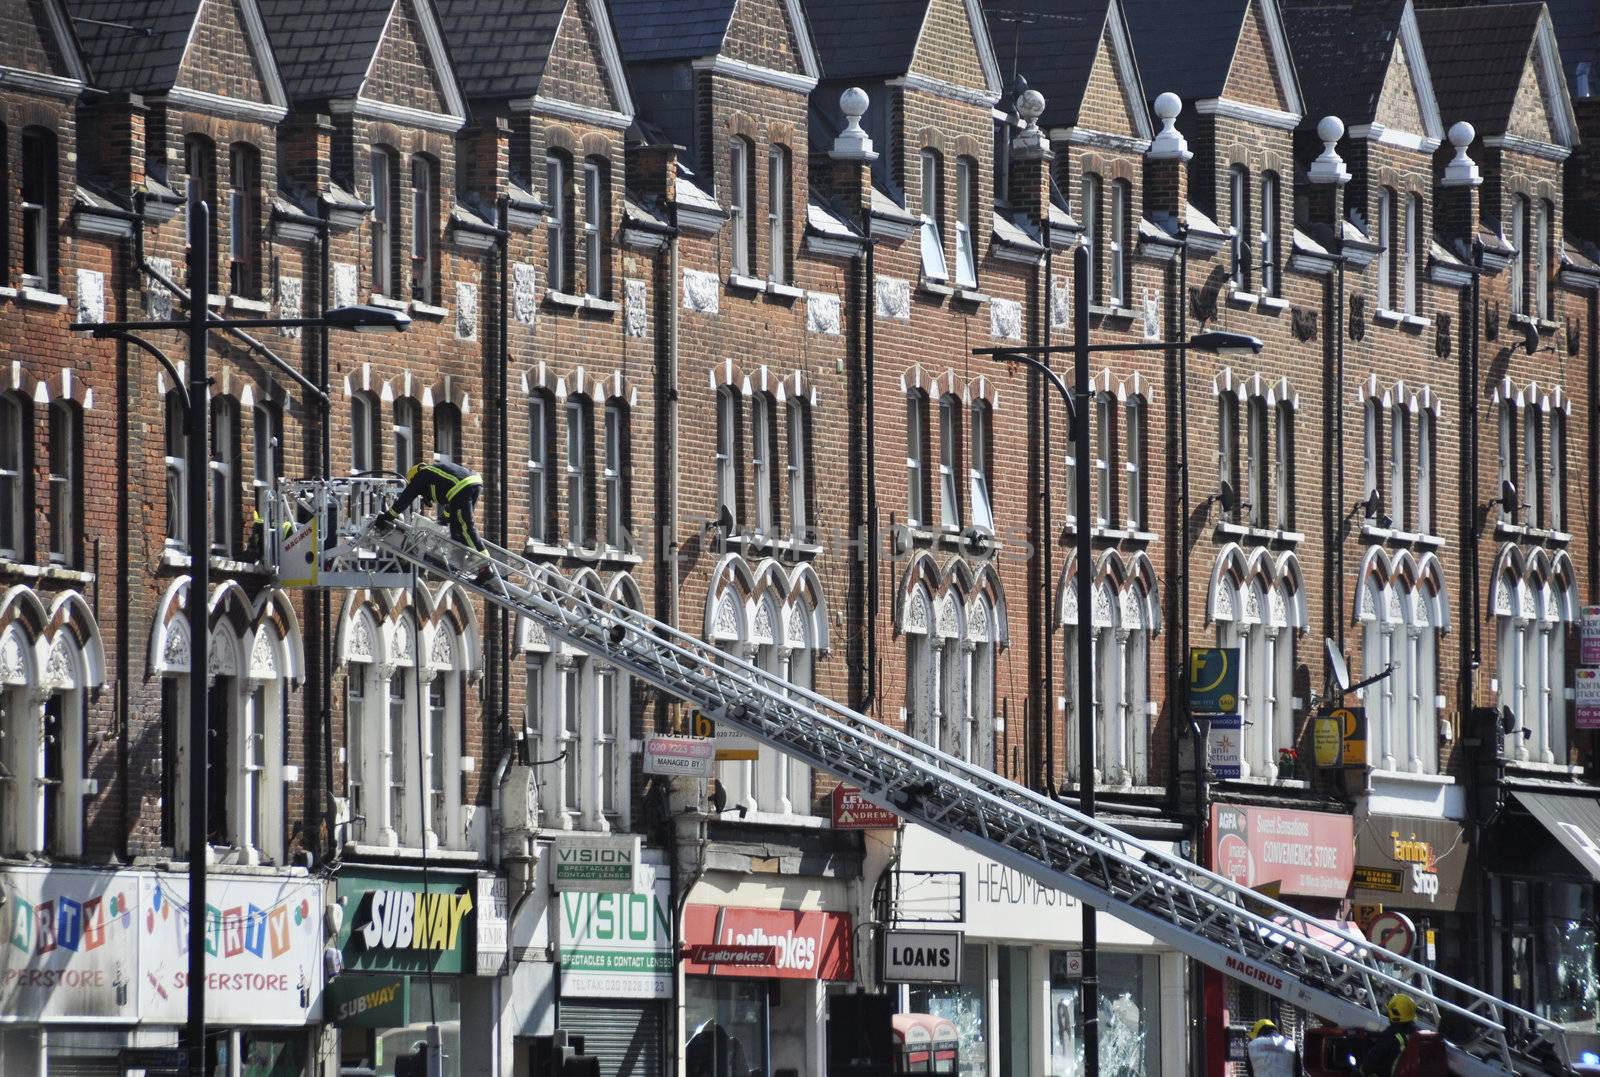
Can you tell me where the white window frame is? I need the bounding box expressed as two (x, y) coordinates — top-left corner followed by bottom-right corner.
(767, 146), (788, 285)
(411, 156), (436, 303)
(529, 393), (552, 542)
(752, 393), (775, 536)
(595, 664), (619, 822)
(3, 686), (86, 858)
(1109, 180), (1128, 307)
(716, 388), (739, 531)
(604, 400), (628, 551)
(567, 396), (591, 549)
(1126, 397), (1145, 531)
(351, 391), (380, 475)
(393, 396), (420, 477)
(1247, 395), (1268, 528)
(786, 398), (808, 542)
(1389, 403), (1408, 533)
(1261, 173), (1280, 298)
(938, 395), (961, 531)
(1377, 188), (1393, 311)
(919, 149), (947, 282)
(1417, 407), (1434, 536)
(559, 657), (581, 818)
(547, 154), (569, 294)
(1229, 166), (1249, 291)
(1403, 194), (1421, 315)
(1499, 399), (1516, 524)
(21, 129), (53, 288)
(1218, 394), (1239, 522)
(955, 158), (977, 289)
(1094, 393), (1113, 527)
(228, 145), (259, 298)
(0, 394), (27, 558)
(346, 664), (368, 840)
(434, 403), (460, 464)
(969, 400), (994, 533)
(907, 393), (927, 528)
(1524, 403), (1542, 529)
(1082, 174), (1100, 301)
(1549, 405), (1565, 531)
(1535, 200), (1551, 319)
(1511, 195), (1528, 316)
(385, 669), (408, 845)
(1274, 399), (1293, 530)
(1363, 397), (1383, 512)
(583, 159), (604, 298)
(370, 150), (394, 297)
(47, 401), (77, 566)
(210, 399), (236, 557)
(730, 140), (750, 275)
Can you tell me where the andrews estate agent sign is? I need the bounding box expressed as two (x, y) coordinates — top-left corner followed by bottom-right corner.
(558, 874), (672, 999)
(553, 835), (644, 893)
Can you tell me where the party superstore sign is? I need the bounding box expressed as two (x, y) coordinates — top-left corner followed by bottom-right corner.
(338, 869), (477, 975)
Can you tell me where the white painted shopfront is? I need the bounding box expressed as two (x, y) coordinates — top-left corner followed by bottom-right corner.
(892, 825), (1186, 1077)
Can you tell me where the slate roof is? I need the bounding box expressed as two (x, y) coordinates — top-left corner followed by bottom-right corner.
(257, 0), (392, 103)
(609, 0), (738, 63)
(67, 0), (202, 93)
(982, 0), (1107, 128)
(1281, 0), (1404, 127)
(435, 0), (563, 99)
(1500, 0), (1598, 97)
(1122, 0), (1250, 102)
(1415, 3), (1544, 138)
(803, 0), (930, 81)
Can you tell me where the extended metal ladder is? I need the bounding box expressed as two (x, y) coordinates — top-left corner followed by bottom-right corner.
(317, 484), (1568, 1076)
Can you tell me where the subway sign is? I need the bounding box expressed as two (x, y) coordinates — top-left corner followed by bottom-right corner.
(337, 869), (478, 975)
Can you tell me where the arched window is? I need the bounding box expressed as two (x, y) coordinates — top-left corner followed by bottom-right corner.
(716, 386), (740, 531)
(1376, 187), (1394, 311)
(1524, 401), (1543, 528)
(1094, 392), (1115, 527)
(1389, 402), (1409, 533)
(546, 151), (573, 294)
(938, 394), (963, 531)
(47, 400), (80, 567)
(529, 390), (555, 543)
(185, 134), (219, 293)
(1403, 193), (1422, 315)
(1498, 396), (1518, 523)
(1246, 395), (1268, 528)
(1217, 392), (1239, 523)
(907, 391), (929, 528)
(786, 398), (810, 542)
(969, 399), (994, 533)
(1274, 399), (1294, 530)
(1510, 195), (1529, 316)
(919, 149), (947, 282)
(411, 154), (438, 303)
(729, 137), (753, 275)
(751, 392), (779, 537)
(604, 399), (631, 551)
(1229, 165), (1250, 291)
(1081, 173), (1102, 301)
(351, 389), (381, 474)
(210, 396), (241, 557)
(566, 395), (594, 549)
(1535, 199), (1552, 319)
(0, 392), (32, 559)
(434, 401), (461, 463)
(22, 126), (60, 288)
(956, 157), (978, 289)
(1260, 173), (1280, 297)
(767, 145), (789, 285)
(1109, 179), (1130, 306)
(1549, 405), (1566, 532)
(393, 395), (422, 475)
(228, 143), (261, 298)
(1416, 406), (1435, 536)
(370, 146), (398, 297)
(582, 156), (608, 298)
(1363, 397), (1383, 513)
(1126, 396), (1146, 531)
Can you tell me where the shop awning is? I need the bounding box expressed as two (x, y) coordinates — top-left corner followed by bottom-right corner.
(1512, 791), (1600, 882)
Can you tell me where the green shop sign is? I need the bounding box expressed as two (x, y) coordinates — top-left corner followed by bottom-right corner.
(326, 974), (409, 1028)
(337, 869), (477, 975)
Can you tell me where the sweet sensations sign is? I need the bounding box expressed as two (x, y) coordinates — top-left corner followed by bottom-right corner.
(1211, 804), (1355, 899)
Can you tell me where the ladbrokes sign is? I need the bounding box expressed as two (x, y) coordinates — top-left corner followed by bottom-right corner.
(682, 904), (852, 981)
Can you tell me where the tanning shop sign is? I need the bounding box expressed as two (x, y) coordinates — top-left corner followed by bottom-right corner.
(557, 874), (672, 999)
(553, 834), (644, 893)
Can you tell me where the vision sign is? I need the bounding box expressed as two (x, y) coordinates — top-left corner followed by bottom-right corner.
(552, 835), (644, 893)
(558, 874), (673, 999)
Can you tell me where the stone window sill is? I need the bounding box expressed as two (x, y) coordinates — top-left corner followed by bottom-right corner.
(1216, 521), (1304, 546)
(1374, 307), (1403, 325)
(1369, 769), (1455, 787)
(545, 290), (585, 310)
(918, 278), (954, 298)
(226, 294), (272, 314)
(727, 274), (767, 294)
(1089, 304), (1136, 321)
(1227, 290), (1259, 309)
(953, 288), (988, 305)
(0, 560), (96, 584)
(1259, 296), (1290, 312)
(523, 539), (568, 560)
(582, 295), (620, 314)
(411, 300), (449, 320)
(369, 294), (409, 310)
(1505, 759), (1584, 778)
(19, 288), (69, 308)
(766, 282), (803, 300)
(344, 842), (481, 862)
(1400, 313), (1430, 331)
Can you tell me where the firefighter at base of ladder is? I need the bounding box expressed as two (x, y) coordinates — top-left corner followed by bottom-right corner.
(1247, 1018), (1301, 1077)
(1358, 995), (1419, 1077)
(376, 460), (494, 585)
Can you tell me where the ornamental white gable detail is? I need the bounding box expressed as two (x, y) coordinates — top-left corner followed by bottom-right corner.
(347, 617), (374, 663)
(512, 263), (539, 325)
(147, 259), (175, 319)
(806, 292), (841, 335)
(250, 630), (279, 680)
(990, 297), (1022, 341)
(76, 269), (104, 324)
(1050, 276), (1069, 329)
(1142, 289), (1161, 341)
(431, 627), (454, 670)
(624, 278), (647, 337)
(875, 276), (910, 320)
(456, 282), (479, 341)
(0, 628), (29, 686)
(683, 269), (720, 315)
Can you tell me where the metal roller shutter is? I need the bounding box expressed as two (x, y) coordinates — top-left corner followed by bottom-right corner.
(45, 1056), (121, 1077)
(560, 1000), (664, 1077)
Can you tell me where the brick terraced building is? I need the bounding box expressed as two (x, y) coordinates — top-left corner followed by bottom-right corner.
(1, 0), (1599, 1072)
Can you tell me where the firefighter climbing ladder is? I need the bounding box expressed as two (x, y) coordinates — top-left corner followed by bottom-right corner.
(271, 479), (1570, 1077)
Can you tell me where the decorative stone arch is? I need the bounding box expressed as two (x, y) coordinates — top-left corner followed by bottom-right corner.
(970, 564), (1009, 647)
(33, 365), (95, 411)
(336, 594), (387, 667)
(428, 583), (484, 676)
(774, 370), (821, 410)
(900, 553), (943, 634)
(1213, 366), (1245, 401)
(708, 358), (751, 397)
(932, 586), (966, 641)
(422, 373), (471, 417)
(1356, 546), (1399, 624)
(1275, 552), (1309, 630)
(150, 579), (192, 674)
(341, 361), (379, 401)
(900, 365), (965, 404)
(787, 563), (831, 655)
(1242, 549), (1278, 628)
(248, 589), (305, 685)
(1206, 544), (1250, 624)
(42, 591), (106, 691)
(1391, 551), (1423, 626)
(1550, 551), (1580, 622)
(1263, 375), (1298, 412)
(1119, 370), (1156, 408)
(0, 359), (42, 403)
(1124, 552), (1161, 633)
(707, 555), (757, 643)
(1415, 553), (1451, 632)
(965, 374), (1001, 411)
(0, 586), (49, 687)
(1489, 545), (1528, 620)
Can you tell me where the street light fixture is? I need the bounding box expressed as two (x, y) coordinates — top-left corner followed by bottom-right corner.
(68, 201), (406, 1077)
(976, 243), (1262, 1077)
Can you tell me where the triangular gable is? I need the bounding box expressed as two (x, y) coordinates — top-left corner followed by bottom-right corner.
(1371, 5), (1442, 143)
(540, 0), (627, 116)
(359, 0), (466, 125)
(1071, 1), (1153, 141)
(173, 0), (285, 112)
(719, 0), (820, 81)
(5, 0), (88, 87)
(1220, 0), (1304, 118)
(1507, 43), (1558, 145)
(1515, 10), (1579, 148)
(909, 0), (1002, 98)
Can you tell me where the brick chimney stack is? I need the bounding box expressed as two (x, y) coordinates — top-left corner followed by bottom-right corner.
(1436, 120), (1483, 244)
(828, 87), (877, 226)
(1144, 92), (1191, 226)
(1008, 88), (1053, 228)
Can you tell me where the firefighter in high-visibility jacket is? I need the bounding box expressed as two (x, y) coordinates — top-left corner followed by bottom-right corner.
(377, 460), (485, 553)
(1359, 994), (1419, 1077)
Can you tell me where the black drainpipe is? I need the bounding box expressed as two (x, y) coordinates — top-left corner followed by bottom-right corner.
(1039, 205), (1053, 794)
(317, 210), (335, 861)
(855, 231), (879, 714)
(497, 197), (511, 761)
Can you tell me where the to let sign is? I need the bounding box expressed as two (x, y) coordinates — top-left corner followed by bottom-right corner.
(1582, 606), (1600, 666)
(644, 735), (715, 777)
(882, 929), (963, 984)
(832, 785), (899, 830)
(1578, 669), (1600, 731)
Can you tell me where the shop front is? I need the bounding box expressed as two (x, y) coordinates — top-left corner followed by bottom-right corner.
(1351, 813), (1472, 979)
(1207, 803), (1355, 1075)
(0, 866), (323, 1076)
(330, 866), (492, 1077)
(680, 897), (855, 1077)
(1482, 789), (1600, 1040)
(892, 824), (1185, 1077)
(555, 862), (672, 1076)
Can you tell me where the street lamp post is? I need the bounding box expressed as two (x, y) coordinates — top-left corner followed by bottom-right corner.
(70, 201), (406, 1077)
(977, 242), (1260, 1077)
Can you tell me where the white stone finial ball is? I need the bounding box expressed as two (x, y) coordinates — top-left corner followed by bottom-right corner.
(841, 86), (869, 120)
(1317, 115), (1345, 144)
(1154, 92), (1182, 122)
(1018, 88), (1046, 123)
(1449, 120), (1475, 148)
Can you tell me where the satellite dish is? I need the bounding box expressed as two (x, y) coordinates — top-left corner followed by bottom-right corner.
(1218, 480), (1237, 514)
(1326, 638), (1351, 694)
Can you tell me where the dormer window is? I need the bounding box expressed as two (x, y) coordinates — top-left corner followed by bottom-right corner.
(955, 158), (977, 289)
(919, 149), (947, 282)
(21, 128), (55, 290)
(411, 156), (438, 304)
(767, 146), (789, 285)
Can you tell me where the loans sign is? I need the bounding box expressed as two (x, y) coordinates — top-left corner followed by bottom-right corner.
(882, 929), (962, 984)
(558, 874), (672, 999)
(552, 834), (644, 893)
